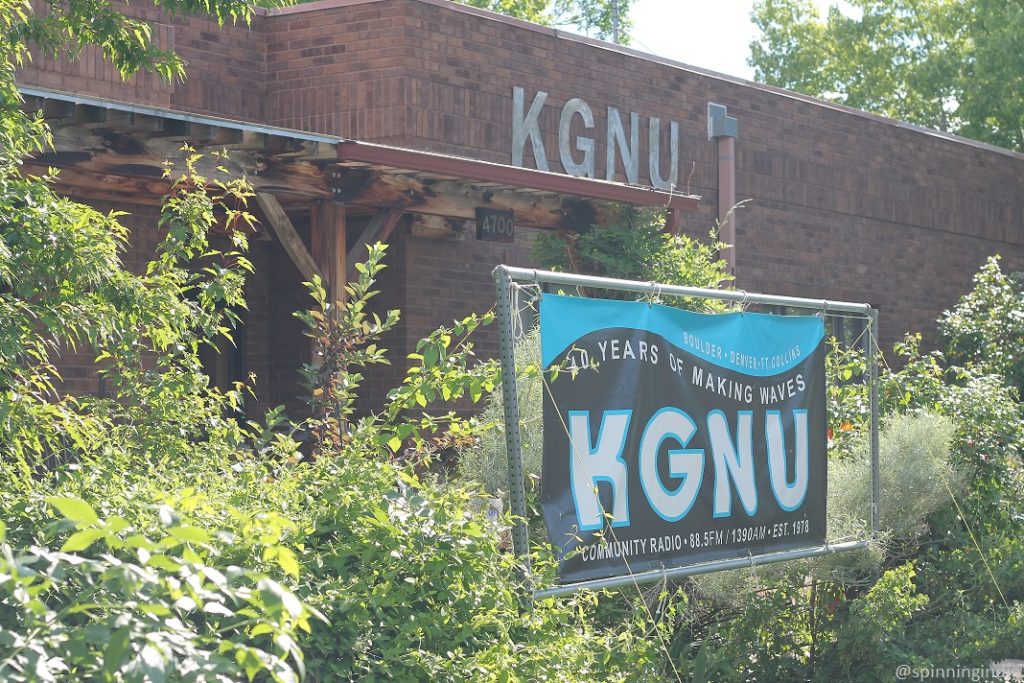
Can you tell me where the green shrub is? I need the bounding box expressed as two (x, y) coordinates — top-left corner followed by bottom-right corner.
(0, 498), (316, 682)
(458, 329), (543, 496)
(827, 564), (930, 682)
(531, 205), (732, 301)
(939, 255), (1024, 391)
(832, 412), (962, 541)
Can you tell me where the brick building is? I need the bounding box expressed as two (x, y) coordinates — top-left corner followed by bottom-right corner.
(16, 0), (1024, 416)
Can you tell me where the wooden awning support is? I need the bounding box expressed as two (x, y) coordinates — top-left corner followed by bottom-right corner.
(346, 208), (403, 283)
(20, 87), (702, 243)
(256, 193), (322, 284)
(312, 201), (347, 307)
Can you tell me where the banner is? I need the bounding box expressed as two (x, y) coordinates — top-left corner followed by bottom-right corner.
(540, 294), (827, 584)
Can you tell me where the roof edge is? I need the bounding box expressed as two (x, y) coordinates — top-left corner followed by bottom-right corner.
(258, 0), (1024, 162)
(17, 85), (342, 145)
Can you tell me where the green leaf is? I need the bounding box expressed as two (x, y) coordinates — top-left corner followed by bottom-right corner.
(46, 496), (99, 526)
(125, 534), (158, 550)
(168, 525), (211, 544)
(103, 627), (131, 678)
(274, 546), (300, 579)
(105, 516), (130, 533)
(145, 554), (182, 572)
(370, 506), (390, 525)
(250, 623), (275, 637)
(61, 528), (106, 552)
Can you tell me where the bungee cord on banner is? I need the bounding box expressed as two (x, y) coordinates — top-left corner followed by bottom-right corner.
(493, 265), (882, 605)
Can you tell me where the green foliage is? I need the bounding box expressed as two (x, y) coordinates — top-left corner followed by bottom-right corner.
(281, 455), (661, 681)
(1, 125), (318, 678)
(0, 498), (317, 682)
(285, 252), (664, 680)
(294, 258), (401, 456)
(750, 0), (1024, 152)
(457, 329), (542, 496)
(1, 148), (255, 476)
(831, 412), (961, 542)
(939, 255), (1024, 392)
(828, 564), (930, 681)
(532, 205), (732, 306)
(454, 0), (634, 42)
(825, 336), (870, 459)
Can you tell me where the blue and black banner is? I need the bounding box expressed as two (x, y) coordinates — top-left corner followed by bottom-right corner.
(540, 294), (828, 584)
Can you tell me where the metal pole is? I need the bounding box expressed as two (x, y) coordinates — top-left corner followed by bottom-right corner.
(708, 103), (739, 277)
(718, 135), (736, 276)
(534, 539), (871, 599)
(498, 266), (872, 315)
(869, 308), (881, 534)
(493, 266), (533, 602)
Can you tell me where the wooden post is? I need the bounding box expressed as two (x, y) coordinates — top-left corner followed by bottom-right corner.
(346, 208), (403, 284)
(311, 201), (347, 308)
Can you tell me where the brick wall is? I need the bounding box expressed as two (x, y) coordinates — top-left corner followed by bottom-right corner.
(255, 0), (1024, 351)
(17, 0), (1024, 407)
(19, 0), (266, 121)
(263, 1), (410, 144)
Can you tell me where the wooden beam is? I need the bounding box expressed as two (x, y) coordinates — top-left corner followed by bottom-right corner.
(327, 167), (612, 231)
(346, 208), (403, 283)
(664, 209), (683, 236)
(23, 164), (169, 206)
(42, 98), (75, 119)
(256, 193), (322, 284)
(311, 202), (347, 306)
(337, 140), (701, 212)
(37, 119), (334, 201)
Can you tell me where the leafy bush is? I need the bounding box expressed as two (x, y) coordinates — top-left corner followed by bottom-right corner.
(831, 411), (962, 541)
(827, 564), (930, 682)
(0, 500), (315, 682)
(531, 205), (732, 300)
(939, 255), (1024, 391)
(458, 328), (543, 496)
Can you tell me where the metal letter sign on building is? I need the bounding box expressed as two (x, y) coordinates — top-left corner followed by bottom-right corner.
(539, 294), (828, 584)
(511, 86), (680, 190)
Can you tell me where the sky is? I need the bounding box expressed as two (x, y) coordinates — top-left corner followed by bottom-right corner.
(626, 0), (839, 81)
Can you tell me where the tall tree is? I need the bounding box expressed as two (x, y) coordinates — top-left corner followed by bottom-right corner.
(456, 0), (633, 42)
(749, 0), (1024, 152)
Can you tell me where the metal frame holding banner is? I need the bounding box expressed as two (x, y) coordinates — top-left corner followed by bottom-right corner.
(492, 265), (880, 600)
